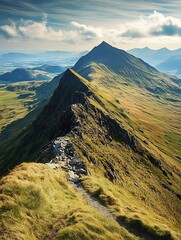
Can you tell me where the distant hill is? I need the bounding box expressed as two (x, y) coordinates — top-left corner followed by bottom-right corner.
(157, 55), (181, 79)
(32, 64), (66, 73)
(0, 52), (35, 59)
(128, 47), (181, 67)
(0, 68), (50, 83)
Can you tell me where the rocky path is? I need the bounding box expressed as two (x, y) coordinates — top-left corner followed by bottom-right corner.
(46, 136), (88, 183)
(45, 136), (118, 220)
(45, 137), (153, 240)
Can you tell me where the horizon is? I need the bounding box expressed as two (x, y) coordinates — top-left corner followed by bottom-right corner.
(1, 0), (181, 52)
(1, 41), (181, 54)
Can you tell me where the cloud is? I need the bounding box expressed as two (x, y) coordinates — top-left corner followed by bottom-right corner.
(1, 11), (181, 46)
(0, 22), (17, 38)
(70, 11), (181, 43)
(0, 17), (77, 42)
(71, 21), (103, 40)
(148, 11), (181, 36)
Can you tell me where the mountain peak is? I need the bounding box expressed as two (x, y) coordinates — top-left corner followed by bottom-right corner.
(99, 41), (111, 47)
(73, 40), (158, 80)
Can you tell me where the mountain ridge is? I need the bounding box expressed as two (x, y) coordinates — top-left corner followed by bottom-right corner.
(0, 42), (180, 240)
(74, 42), (180, 94)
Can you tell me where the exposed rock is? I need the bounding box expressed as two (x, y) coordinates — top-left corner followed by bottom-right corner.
(148, 154), (162, 168)
(77, 168), (87, 175)
(134, 182), (139, 187)
(104, 162), (120, 182)
(46, 136), (88, 183)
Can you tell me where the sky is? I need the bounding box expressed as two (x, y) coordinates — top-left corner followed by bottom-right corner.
(1, 0), (181, 52)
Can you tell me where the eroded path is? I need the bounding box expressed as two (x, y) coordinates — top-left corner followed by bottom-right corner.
(45, 137), (153, 240)
(45, 136), (117, 219)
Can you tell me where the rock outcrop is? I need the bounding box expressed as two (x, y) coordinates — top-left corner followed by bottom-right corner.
(46, 136), (88, 183)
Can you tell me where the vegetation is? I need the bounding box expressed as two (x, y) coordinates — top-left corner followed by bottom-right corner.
(0, 74), (61, 139)
(0, 163), (136, 240)
(0, 42), (180, 239)
(0, 81), (44, 131)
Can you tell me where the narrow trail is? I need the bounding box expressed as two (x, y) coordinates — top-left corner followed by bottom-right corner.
(71, 182), (117, 220)
(45, 136), (116, 220)
(45, 136), (153, 240)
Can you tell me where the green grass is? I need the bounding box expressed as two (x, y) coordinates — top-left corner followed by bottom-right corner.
(0, 81), (47, 132)
(0, 68), (180, 239)
(0, 163), (137, 240)
(0, 80), (56, 141)
(79, 176), (180, 240)
(0, 89), (29, 131)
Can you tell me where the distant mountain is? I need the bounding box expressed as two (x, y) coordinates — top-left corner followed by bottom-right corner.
(0, 52), (35, 59)
(74, 42), (158, 75)
(32, 64), (66, 73)
(157, 55), (181, 79)
(74, 41), (180, 94)
(128, 47), (181, 67)
(0, 68), (49, 83)
(40, 50), (72, 56)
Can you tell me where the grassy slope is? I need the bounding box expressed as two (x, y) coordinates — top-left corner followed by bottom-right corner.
(66, 70), (181, 239)
(0, 81), (43, 132)
(0, 89), (28, 130)
(0, 68), (180, 239)
(84, 64), (181, 159)
(0, 74), (61, 140)
(0, 163), (136, 240)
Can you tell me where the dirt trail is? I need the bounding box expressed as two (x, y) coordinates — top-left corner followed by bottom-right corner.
(45, 136), (153, 240)
(46, 136), (117, 219)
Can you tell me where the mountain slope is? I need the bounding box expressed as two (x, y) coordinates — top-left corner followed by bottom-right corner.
(0, 42), (181, 239)
(0, 71), (64, 142)
(74, 42), (180, 94)
(0, 69), (91, 172)
(1, 163), (132, 240)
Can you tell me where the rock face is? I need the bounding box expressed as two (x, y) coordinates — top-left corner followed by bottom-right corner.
(47, 136), (88, 183)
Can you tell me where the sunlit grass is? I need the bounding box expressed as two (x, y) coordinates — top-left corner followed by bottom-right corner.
(0, 163), (136, 240)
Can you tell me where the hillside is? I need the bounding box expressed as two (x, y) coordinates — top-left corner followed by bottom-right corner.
(0, 42), (181, 240)
(0, 68), (50, 83)
(0, 81), (46, 133)
(0, 72), (63, 142)
(1, 163), (132, 240)
(74, 42), (180, 94)
(32, 64), (66, 73)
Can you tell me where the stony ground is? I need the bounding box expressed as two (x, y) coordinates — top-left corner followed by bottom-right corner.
(46, 136), (88, 182)
(45, 136), (118, 222)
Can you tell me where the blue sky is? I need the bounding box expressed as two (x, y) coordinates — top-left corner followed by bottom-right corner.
(0, 0), (181, 51)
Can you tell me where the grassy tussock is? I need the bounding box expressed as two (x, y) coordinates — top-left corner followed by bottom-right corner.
(80, 176), (181, 240)
(0, 163), (137, 240)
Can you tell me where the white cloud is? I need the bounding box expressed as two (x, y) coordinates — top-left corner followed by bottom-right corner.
(71, 21), (103, 40)
(0, 17), (77, 42)
(1, 11), (181, 47)
(123, 11), (181, 37)
(0, 22), (17, 37)
(71, 11), (181, 44)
